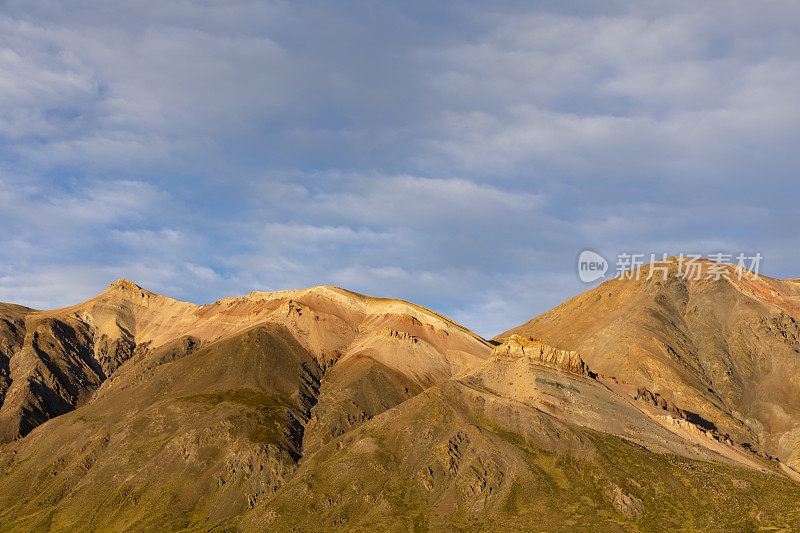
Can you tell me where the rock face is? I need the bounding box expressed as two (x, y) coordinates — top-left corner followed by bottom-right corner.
(376, 327), (419, 343)
(492, 335), (591, 375)
(0, 316), (101, 441)
(0, 305), (29, 409)
(607, 484), (644, 520)
(634, 386), (687, 419)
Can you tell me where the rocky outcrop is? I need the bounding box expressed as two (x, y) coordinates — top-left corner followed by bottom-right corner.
(633, 385), (785, 464)
(606, 483), (644, 519)
(287, 300), (303, 317)
(400, 315), (422, 327)
(492, 335), (591, 376)
(94, 333), (137, 377)
(376, 327), (419, 344)
(106, 279), (158, 301)
(0, 310), (28, 407)
(634, 387), (687, 418)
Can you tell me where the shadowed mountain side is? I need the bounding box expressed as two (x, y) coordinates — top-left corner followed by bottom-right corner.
(497, 258), (800, 469)
(0, 304), (34, 434)
(0, 315), (134, 442)
(301, 355), (423, 458)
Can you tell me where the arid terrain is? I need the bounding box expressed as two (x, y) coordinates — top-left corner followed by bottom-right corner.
(2, 258), (800, 531)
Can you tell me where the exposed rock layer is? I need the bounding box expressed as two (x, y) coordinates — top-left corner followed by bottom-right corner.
(492, 334), (591, 375)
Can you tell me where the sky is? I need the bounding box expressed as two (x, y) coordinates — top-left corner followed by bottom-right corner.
(1, 0), (799, 337)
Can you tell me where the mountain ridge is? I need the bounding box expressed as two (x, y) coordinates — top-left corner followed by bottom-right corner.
(2, 262), (800, 530)
(0, 280), (492, 445)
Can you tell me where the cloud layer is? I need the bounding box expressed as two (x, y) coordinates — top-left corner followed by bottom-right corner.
(1, 1), (798, 336)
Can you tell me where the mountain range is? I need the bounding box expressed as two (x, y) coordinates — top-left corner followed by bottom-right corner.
(2, 257), (800, 531)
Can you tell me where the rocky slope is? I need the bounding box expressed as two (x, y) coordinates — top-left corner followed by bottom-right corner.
(1, 272), (800, 531)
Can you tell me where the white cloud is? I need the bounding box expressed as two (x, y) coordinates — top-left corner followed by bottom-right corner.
(0, 178), (162, 229)
(290, 174), (543, 229)
(110, 228), (184, 247)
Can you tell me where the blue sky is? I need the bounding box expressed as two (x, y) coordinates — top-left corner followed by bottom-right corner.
(1, 1), (798, 336)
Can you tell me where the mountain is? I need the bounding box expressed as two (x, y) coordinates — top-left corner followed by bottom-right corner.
(1, 271), (800, 531)
(0, 280), (489, 445)
(497, 257), (800, 470)
(0, 281), (490, 530)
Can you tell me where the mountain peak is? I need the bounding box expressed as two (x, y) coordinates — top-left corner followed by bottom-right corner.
(108, 279), (145, 292)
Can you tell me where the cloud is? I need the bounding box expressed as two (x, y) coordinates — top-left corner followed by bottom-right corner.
(0, 1), (798, 336)
(415, 7), (800, 179)
(299, 174), (543, 228)
(109, 228), (185, 249)
(0, 178), (162, 234)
